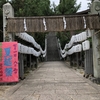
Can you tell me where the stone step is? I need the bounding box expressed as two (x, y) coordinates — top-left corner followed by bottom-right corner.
(46, 33), (60, 61)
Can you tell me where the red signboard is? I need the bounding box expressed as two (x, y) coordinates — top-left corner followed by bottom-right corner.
(0, 42), (19, 83)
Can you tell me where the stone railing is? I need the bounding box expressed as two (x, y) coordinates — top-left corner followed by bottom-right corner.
(16, 32), (46, 57)
(58, 28), (92, 58)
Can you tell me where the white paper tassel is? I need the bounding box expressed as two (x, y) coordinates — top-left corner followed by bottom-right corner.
(24, 19), (27, 31)
(43, 18), (47, 31)
(63, 17), (66, 29)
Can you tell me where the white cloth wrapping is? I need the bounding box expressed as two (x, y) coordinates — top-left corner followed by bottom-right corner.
(16, 32), (46, 56)
(32, 49), (41, 57)
(18, 43), (21, 53)
(22, 45), (28, 54)
(87, 28), (92, 38)
(27, 47), (32, 54)
(18, 44), (41, 57)
(61, 51), (68, 58)
(81, 32), (87, 42)
(82, 40), (90, 51)
(67, 46), (75, 55)
(75, 44), (82, 53)
(58, 38), (82, 58)
(20, 44), (24, 53)
(58, 29), (92, 58)
(67, 44), (82, 55)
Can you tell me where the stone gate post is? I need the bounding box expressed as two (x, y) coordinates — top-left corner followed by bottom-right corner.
(91, 0), (100, 78)
(3, 3), (14, 41)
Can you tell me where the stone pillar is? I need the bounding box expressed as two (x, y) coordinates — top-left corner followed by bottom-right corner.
(91, 0), (100, 78)
(3, 3), (14, 41)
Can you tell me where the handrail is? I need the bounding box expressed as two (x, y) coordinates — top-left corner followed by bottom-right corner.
(61, 28), (91, 54)
(16, 32), (46, 57)
(58, 40), (82, 58)
(58, 28), (91, 58)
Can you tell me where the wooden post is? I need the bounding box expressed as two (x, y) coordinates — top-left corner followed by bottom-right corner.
(19, 53), (24, 80)
(76, 52), (79, 68)
(79, 52), (82, 68)
(35, 58), (38, 68)
(70, 55), (73, 66)
(29, 55), (31, 70)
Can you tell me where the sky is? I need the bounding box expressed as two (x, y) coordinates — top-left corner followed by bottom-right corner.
(50, 0), (91, 12)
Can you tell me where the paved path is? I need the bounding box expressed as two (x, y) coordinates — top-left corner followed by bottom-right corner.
(1, 61), (100, 100)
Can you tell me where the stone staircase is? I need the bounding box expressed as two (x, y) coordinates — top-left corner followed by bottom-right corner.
(46, 33), (60, 61)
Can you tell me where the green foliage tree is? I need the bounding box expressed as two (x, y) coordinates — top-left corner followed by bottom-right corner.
(11, 0), (52, 17)
(58, 0), (81, 14)
(57, 32), (70, 49)
(50, 2), (59, 15)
